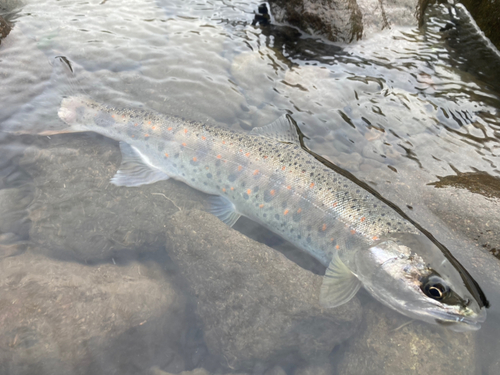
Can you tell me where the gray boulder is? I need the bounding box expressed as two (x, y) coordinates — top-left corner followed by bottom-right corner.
(165, 209), (362, 371)
(0, 249), (187, 375)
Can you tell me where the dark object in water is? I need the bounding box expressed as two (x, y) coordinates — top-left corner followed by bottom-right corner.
(252, 3), (270, 26)
(0, 15), (12, 41)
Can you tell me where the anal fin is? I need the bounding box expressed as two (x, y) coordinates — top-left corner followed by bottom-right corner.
(319, 252), (361, 308)
(207, 195), (241, 227)
(111, 142), (170, 187)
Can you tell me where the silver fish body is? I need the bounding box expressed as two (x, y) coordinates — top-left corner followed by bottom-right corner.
(58, 95), (488, 331)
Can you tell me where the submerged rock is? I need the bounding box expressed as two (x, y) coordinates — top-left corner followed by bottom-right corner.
(0, 249), (187, 375)
(335, 301), (477, 375)
(19, 135), (207, 263)
(165, 209), (362, 371)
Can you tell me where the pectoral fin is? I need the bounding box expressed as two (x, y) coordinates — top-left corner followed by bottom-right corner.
(319, 252), (361, 308)
(111, 142), (170, 187)
(207, 195), (241, 227)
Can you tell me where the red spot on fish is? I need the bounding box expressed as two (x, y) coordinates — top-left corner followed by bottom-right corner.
(193, 157), (197, 162)
(270, 190), (275, 196)
(230, 187), (234, 191)
(297, 208), (302, 213)
(131, 135), (135, 138)
(282, 166), (286, 171)
(322, 224), (327, 231)
(309, 183), (315, 188)
(372, 236), (379, 241)
(263, 156), (268, 159)
(336, 245), (340, 250)
(182, 143), (187, 147)
(245, 152), (250, 157)
(351, 229), (356, 235)
(148, 121), (151, 125)
(238, 165), (243, 171)
(216, 154), (222, 159)
(239, 149), (243, 152)
(253, 170), (259, 176)
(247, 189), (251, 195)
(222, 141), (226, 144)
(360, 217), (366, 222)
(167, 127), (172, 131)
(134, 123), (138, 127)
(165, 153), (169, 158)
(330, 238), (334, 242)
(333, 202), (338, 207)
(222, 188), (226, 192)
(202, 136), (206, 140)
(144, 134), (150, 137)
(111, 115), (115, 118)
(259, 204), (264, 208)
(284, 209), (289, 215)
(152, 126), (156, 130)
(286, 185), (291, 190)
(184, 129), (188, 134)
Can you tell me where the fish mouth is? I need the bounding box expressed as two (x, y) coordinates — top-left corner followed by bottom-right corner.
(434, 307), (487, 332)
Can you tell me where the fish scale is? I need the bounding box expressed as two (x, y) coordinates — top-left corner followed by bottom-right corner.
(60, 95), (418, 267)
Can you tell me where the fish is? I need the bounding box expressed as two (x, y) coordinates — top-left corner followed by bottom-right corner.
(15, 58), (490, 331)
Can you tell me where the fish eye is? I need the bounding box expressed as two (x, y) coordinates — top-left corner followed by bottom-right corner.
(422, 275), (450, 301)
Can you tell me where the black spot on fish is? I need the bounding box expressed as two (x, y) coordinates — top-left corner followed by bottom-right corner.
(216, 160), (221, 167)
(306, 225), (312, 231)
(275, 214), (280, 220)
(243, 193), (249, 200)
(228, 174), (237, 182)
(157, 142), (165, 151)
(174, 153), (180, 159)
(253, 186), (259, 193)
(263, 213), (267, 218)
(293, 212), (301, 222)
(306, 236), (312, 244)
(206, 173), (213, 179)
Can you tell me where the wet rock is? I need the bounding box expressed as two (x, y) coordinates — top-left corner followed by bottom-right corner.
(427, 171), (500, 260)
(0, 15), (11, 40)
(165, 210), (362, 371)
(0, 248), (187, 375)
(268, 0), (420, 43)
(19, 135), (207, 263)
(335, 301), (477, 375)
(459, 0), (500, 51)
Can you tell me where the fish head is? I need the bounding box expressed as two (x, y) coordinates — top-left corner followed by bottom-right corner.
(354, 233), (487, 331)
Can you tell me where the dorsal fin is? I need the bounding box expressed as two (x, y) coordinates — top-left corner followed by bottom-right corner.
(250, 114), (300, 144)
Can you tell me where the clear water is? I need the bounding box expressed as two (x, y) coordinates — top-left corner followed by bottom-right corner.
(1, 0), (500, 374)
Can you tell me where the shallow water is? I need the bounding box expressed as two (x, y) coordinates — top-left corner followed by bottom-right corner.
(1, 0), (500, 374)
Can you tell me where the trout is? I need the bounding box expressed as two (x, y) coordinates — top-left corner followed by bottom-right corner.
(30, 59), (492, 331)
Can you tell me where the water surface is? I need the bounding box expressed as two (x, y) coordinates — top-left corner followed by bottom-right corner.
(1, 0), (500, 373)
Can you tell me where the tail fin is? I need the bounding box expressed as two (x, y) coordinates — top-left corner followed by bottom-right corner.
(1, 55), (88, 136)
